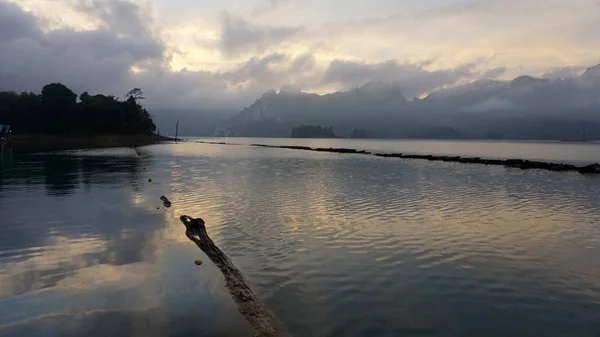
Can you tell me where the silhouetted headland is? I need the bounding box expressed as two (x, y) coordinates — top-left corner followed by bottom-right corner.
(1, 84), (175, 151)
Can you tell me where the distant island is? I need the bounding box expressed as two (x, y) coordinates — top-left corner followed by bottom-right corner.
(350, 129), (369, 138)
(291, 125), (336, 138)
(0, 83), (172, 150)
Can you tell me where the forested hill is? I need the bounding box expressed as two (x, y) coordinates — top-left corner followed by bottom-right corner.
(0, 83), (156, 135)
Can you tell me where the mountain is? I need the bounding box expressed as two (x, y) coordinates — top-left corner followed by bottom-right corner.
(214, 82), (410, 137)
(214, 63), (600, 140)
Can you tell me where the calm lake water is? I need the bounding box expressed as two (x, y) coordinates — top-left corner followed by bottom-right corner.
(1, 139), (600, 336)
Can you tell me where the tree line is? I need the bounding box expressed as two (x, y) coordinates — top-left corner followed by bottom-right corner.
(291, 125), (336, 138)
(0, 83), (156, 135)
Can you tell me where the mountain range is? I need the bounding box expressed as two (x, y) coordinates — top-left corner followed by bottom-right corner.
(211, 63), (600, 140)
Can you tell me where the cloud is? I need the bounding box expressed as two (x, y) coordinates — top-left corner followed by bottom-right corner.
(320, 59), (482, 98)
(0, 2), (515, 112)
(223, 52), (288, 84)
(70, 0), (155, 38)
(480, 66), (507, 79)
(0, 1), (163, 94)
(542, 66), (586, 80)
(2, 0), (598, 116)
(0, 1), (315, 110)
(131, 68), (231, 110)
(218, 13), (303, 57)
(252, 0), (297, 15)
(0, 1), (41, 41)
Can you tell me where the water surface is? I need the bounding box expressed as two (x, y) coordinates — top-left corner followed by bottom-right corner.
(1, 140), (600, 336)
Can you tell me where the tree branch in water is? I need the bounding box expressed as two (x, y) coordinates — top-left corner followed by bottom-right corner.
(179, 215), (291, 337)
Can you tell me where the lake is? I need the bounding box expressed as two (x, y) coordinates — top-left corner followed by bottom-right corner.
(1, 139), (600, 336)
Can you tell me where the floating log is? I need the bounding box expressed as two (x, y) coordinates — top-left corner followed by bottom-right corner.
(180, 215), (291, 337)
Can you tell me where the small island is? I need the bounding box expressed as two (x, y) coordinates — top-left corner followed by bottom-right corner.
(291, 125), (336, 138)
(350, 129), (369, 138)
(0, 83), (172, 151)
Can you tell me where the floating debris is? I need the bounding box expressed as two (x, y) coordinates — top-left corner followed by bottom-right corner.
(160, 195), (172, 207)
(194, 260), (203, 265)
(148, 178), (152, 182)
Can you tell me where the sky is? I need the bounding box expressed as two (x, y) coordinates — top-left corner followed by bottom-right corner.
(1, 0), (600, 110)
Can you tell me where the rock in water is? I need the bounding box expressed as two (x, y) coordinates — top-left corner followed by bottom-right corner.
(160, 195), (172, 207)
(148, 178), (152, 182)
(194, 260), (203, 265)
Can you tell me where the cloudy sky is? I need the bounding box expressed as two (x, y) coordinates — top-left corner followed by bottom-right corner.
(1, 0), (599, 110)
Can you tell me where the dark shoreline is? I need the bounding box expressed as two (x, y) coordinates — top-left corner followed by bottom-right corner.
(5, 134), (177, 153)
(197, 141), (600, 174)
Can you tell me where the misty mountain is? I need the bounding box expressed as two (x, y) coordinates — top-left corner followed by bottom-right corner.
(213, 63), (600, 140)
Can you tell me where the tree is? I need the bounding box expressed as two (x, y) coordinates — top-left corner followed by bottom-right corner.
(125, 88), (145, 101)
(1, 83), (157, 135)
(41, 83), (77, 134)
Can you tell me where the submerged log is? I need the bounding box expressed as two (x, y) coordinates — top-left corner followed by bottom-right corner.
(179, 215), (291, 337)
(578, 163), (600, 174)
(374, 153), (403, 158)
(193, 141), (600, 175)
(314, 147), (361, 153)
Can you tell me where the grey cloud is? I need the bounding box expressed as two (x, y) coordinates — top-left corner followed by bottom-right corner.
(321, 59), (479, 98)
(223, 53), (289, 84)
(252, 0), (296, 15)
(130, 68), (232, 110)
(46, 29), (163, 61)
(223, 52), (318, 88)
(219, 13), (303, 57)
(480, 66), (507, 79)
(71, 0), (153, 38)
(289, 52), (316, 72)
(0, 2), (41, 41)
(542, 66), (586, 80)
(0, 1), (162, 94)
(132, 52), (319, 110)
(0, 30), (159, 93)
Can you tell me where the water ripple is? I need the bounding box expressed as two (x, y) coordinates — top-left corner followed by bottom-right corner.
(2, 142), (600, 336)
